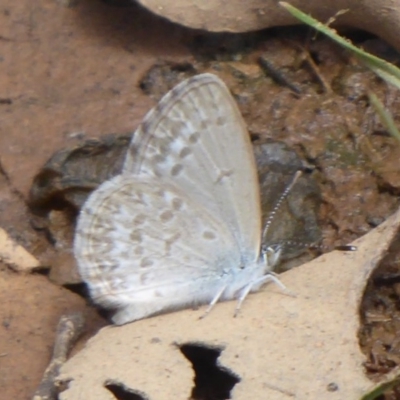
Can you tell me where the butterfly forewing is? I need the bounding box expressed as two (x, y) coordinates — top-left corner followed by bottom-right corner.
(123, 74), (261, 264)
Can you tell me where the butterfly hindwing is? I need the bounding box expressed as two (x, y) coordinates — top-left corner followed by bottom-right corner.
(74, 174), (243, 323)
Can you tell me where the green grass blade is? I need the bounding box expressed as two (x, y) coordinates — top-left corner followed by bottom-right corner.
(368, 92), (400, 142)
(279, 2), (400, 90)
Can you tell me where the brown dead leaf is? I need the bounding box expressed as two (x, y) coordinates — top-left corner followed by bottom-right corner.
(136, 0), (400, 52)
(58, 207), (400, 399)
(0, 227), (40, 271)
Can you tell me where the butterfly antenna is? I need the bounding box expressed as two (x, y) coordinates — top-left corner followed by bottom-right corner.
(262, 170), (303, 243)
(268, 239), (357, 253)
(308, 242), (357, 252)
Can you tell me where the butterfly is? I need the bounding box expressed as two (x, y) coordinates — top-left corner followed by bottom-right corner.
(74, 73), (285, 325)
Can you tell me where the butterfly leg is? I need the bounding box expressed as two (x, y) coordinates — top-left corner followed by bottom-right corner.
(199, 285), (227, 319)
(234, 274), (288, 317)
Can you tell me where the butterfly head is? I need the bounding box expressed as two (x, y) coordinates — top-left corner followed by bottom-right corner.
(261, 244), (283, 271)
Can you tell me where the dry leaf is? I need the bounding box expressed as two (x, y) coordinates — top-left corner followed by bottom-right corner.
(135, 0), (400, 52)
(0, 227), (40, 272)
(58, 207), (400, 399)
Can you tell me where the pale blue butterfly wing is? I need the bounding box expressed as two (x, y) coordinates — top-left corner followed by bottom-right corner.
(75, 175), (253, 324)
(123, 74), (262, 263)
(74, 74), (268, 324)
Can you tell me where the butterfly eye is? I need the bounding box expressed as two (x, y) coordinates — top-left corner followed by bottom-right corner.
(262, 244), (283, 269)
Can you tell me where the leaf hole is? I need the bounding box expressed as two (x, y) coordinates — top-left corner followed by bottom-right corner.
(104, 380), (149, 400)
(179, 342), (240, 400)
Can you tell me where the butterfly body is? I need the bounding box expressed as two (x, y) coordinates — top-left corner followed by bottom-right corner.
(74, 74), (276, 325)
